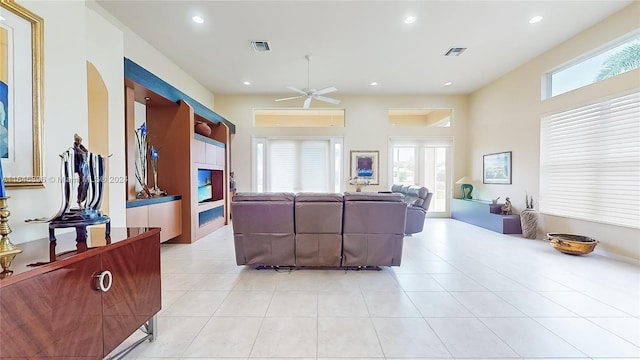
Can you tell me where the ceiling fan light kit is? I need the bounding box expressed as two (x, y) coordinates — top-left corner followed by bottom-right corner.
(274, 55), (341, 109)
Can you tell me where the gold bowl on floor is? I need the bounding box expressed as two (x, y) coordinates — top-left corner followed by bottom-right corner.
(547, 233), (598, 255)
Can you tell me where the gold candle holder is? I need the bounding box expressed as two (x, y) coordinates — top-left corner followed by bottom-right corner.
(0, 197), (21, 278)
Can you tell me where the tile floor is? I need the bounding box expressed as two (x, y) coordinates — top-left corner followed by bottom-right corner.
(110, 219), (640, 359)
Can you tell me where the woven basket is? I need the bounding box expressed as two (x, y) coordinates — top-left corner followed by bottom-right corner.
(547, 233), (598, 255)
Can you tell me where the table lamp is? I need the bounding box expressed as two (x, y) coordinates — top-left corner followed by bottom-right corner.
(456, 176), (473, 200)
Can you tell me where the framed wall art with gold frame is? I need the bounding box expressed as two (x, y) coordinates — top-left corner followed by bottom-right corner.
(0, 0), (44, 188)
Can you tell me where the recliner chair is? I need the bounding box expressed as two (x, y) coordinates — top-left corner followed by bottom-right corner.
(342, 192), (407, 267)
(391, 184), (432, 234)
(231, 192), (295, 266)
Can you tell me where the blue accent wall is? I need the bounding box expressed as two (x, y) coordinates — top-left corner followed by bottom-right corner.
(124, 58), (235, 133)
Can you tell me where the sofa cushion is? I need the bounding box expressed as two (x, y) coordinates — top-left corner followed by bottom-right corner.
(343, 192), (404, 202)
(233, 192), (295, 202)
(295, 192), (343, 202)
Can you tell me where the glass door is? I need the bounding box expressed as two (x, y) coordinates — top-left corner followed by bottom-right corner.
(390, 137), (452, 217)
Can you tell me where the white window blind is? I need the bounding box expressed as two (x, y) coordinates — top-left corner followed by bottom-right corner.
(267, 139), (329, 192)
(540, 92), (640, 228)
(269, 141), (296, 192)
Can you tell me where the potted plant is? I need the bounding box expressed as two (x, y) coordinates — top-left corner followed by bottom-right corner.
(349, 177), (371, 192)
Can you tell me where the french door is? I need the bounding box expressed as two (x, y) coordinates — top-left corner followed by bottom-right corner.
(389, 137), (453, 217)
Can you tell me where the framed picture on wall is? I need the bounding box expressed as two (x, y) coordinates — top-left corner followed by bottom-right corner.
(350, 150), (379, 185)
(0, 0), (44, 188)
(483, 151), (512, 184)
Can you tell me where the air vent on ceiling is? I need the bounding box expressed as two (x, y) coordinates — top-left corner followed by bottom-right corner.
(444, 47), (467, 56)
(250, 40), (271, 52)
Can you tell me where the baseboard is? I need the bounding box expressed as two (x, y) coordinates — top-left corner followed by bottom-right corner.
(594, 247), (640, 266)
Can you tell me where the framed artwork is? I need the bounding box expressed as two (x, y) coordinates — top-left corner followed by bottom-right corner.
(350, 150), (379, 185)
(483, 151), (512, 184)
(0, 0), (44, 188)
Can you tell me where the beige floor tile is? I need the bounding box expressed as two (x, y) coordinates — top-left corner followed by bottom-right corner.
(266, 291), (318, 317)
(362, 291), (421, 317)
(250, 317), (317, 357)
(214, 290), (274, 316)
(427, 317), (518, 358)
(372, 317), (451, 358)
(317, 317), (383, 358)
(182, 317), (263, 357)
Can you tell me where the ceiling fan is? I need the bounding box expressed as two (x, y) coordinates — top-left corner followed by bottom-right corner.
(275, 55), (340, 108)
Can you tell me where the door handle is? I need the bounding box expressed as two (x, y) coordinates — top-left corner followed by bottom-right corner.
(94, 270), (113, 292)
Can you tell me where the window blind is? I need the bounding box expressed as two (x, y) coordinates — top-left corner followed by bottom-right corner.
(267, 139), (329, 192)
(540, 91), (640, 228)
(269, 141), (296, 192)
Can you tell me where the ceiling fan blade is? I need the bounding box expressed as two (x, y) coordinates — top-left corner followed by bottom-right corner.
(314, 95), (341, 105)
(287, 86), (307, 95)
(314, 86), (337, 95)
(275, 95), (303, 102)
(303, 97), (312, 109)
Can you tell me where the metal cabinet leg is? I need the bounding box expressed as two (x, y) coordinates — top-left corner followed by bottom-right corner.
(105, 315), (158, 359)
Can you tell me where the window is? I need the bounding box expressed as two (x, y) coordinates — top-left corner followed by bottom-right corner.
(388, 109), (452, 127)
(389, 137), (453, 216)
(254, 109), (345, 127)
(253, 137), (343, 193)
(540, 91), (640, 229)
(545, 31), (640, 98)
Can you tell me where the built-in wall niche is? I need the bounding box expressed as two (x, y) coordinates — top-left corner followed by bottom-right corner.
(388, 108), (452, 127)
(197, 168), (224, 203)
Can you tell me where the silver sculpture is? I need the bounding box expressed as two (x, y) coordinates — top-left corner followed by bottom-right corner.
(27, 134), (110, 242)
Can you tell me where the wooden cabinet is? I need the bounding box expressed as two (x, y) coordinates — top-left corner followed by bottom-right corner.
(124, 60), (234, 244)
(0, 228), (161, 359)
(126, 197), (182, 242)
(0, 253), (104, 358)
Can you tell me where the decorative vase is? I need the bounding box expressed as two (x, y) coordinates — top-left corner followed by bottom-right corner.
(520, 209), (538, 239)
(195, 121), (212, 136)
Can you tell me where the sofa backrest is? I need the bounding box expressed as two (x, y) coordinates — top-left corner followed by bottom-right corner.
(295, 192), (343, 234)
(231, 192), (295, 233)
(343, 192), (407, 235)
(391, 184), (432, 211)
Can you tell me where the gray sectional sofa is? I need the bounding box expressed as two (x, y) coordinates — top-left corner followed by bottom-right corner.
(391, 184), (433, 234)
(231, 192), (407, 268)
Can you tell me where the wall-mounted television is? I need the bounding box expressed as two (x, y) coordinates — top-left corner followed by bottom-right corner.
(197, 169), (213, 203)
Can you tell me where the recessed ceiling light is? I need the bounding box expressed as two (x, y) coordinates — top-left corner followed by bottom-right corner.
(243, 81), (251, 85)
(192, 16), (204, 24)
(404, 15), (416, 24)
(444, 82), (452, 86)
(370, 82), (378, 86)
(529, 16), (543, 24)
(144, 96), (151, 101)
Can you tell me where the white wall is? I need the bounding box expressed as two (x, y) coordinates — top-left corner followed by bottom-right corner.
(214, 94), (468, 196)
(85, 5), (125, 228)
(6, 0), (218, 244)
(85, 1), (215, 112)
(468, 2), (640, 259)
(9, 0), (88, 242)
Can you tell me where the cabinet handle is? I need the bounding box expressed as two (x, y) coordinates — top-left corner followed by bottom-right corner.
(95, 270), (113, 292)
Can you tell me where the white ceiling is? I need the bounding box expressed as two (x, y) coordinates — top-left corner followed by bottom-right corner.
(97, 0), (633, 96)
